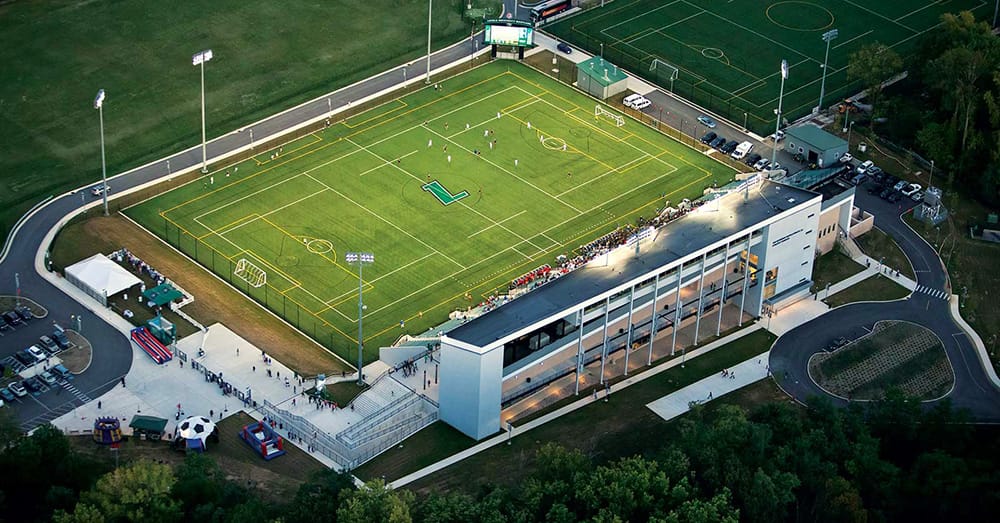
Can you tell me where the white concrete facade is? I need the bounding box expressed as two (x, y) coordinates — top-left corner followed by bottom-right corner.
(438, 182), (824, 439)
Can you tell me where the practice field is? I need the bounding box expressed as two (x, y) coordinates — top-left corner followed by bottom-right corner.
(126, 61), (729, 362)
(547, 0), (991, 133)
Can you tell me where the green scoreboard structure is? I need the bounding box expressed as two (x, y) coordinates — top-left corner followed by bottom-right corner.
(484, 19), (534, 59)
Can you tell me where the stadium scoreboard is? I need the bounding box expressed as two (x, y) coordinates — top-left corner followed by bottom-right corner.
(484, 19), (534, 47)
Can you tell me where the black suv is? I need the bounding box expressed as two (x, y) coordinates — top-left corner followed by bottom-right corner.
(700, 131), (717, 144)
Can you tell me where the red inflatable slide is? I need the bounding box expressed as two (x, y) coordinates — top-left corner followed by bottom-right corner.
(130, 327), (173, 364)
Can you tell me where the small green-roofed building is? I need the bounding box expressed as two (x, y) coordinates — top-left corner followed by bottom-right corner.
(129, 415), (168, 439)
(576, 56), (628, 100)
(783, 125), (848, 168)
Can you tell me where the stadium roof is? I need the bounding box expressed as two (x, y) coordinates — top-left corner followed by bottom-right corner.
(448, 181), (819, 347)
(578, 57), (628, 86)
(784, 125), (846, 151)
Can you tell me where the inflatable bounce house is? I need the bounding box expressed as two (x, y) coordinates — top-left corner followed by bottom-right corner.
(93, 417), (123, 445)
(176, 415), (216, 453)
(239, 421), (286, 460)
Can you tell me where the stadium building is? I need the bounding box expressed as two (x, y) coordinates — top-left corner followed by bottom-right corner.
(437, 178), (855, 439)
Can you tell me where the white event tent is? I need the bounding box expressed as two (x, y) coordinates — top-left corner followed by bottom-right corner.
(65, 254), (142, 306)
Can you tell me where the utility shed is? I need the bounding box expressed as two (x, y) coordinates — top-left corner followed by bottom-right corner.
(576, 56), (628, 100)
(783, 125), (848, 168)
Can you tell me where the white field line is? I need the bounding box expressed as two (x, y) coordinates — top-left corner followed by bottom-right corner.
(834, 30), (873, 50)
(555, 154), (654, 197)
(599, 0), (682, 35)
(359, 150), (419, 176)
(345, 136), (542, 257)
(303, 170), (465, 270)
(470, 210), (528, 238)
(425, 85), (522, 126)
(322, 251), (438, 306)
(680, 1), (817, 64)
(422, 125), (584, 214)
(219, 188), (330, 236)
(840, 0), (917, 32)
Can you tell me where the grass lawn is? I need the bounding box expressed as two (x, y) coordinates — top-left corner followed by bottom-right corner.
(546, 0), (991, 134)
(824, 273), (910, 308)
(319, 381), (369, 406)
(0, 0), (482, 243)
(811, 249), (864, 292)
(125, 60), (730, 363)
(359, 329), (776, 486)
(857, 227), (915, 279)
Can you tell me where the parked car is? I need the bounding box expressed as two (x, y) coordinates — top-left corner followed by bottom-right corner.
(38, 335), (60, 355)
(697, 115), (717, 128)
(7, 382), (27, 398)
(720, 140), (739, 154)
(709, 135), (726, 149)
(0, 315), (9, 331)
(744, 153), (762, 167)
(910, 190), (925, 202)
(856, 160), (874, 174)
(901, 183), (922, 197)
(879, 187), (894, 200)
(867, 166), (883, 179)
(887, 191), (902, 203)
(767, 161), (782, 172)
(556, 42), (572, 54)
(52, 364), (73, 380)
(700, 131), (717, 144)
(26, 345), (47, 364)
(39, 371), (57, 387)
(22, 378), (41, 393)
(52, 330), (71, 349)
(13, 350), (35, 366)
(773, 130), (785, 142)
(752, 157), (770, 171)
(839, 152), (854, 163)
(0, 387), (14, 403)
(893, 180), (909, 191)
(883, 175), (900, 188)
(3, 311), (22, 326)
(14, 306), (31, 321)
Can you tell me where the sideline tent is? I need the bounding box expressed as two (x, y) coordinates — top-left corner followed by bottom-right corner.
(65, 254), (141, 306)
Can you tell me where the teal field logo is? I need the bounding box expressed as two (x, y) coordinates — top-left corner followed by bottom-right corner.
(422, 180), (468, 206)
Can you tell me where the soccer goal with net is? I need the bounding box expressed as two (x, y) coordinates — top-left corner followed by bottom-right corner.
(649, 58), (679, 92)
(595, 105), (625, 127)
(234, 258), (267, 288)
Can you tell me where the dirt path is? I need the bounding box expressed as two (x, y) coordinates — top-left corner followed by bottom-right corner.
(53, 215), (348, 376)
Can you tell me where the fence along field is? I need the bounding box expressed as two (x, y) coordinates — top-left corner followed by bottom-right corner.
(126, 61), (729, 363)
(547, 0), (992, 133)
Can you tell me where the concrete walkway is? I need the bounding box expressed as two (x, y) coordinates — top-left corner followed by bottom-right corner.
(646, 352), (770, 421)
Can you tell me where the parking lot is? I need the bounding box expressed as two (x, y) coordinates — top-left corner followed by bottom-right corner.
(0, 300), (95, 426)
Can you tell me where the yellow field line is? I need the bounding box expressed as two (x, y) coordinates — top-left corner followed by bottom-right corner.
(342, 99), (409, 129)
(256, 215), (359, 280)
(198, 213), (260, 240)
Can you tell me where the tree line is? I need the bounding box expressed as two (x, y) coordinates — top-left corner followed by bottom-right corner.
(3, 389), (999, 522)
(848, 11), (1000, 205)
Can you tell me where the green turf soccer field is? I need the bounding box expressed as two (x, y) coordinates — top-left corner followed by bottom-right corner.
(547, 0), (992, 133)
(126, 61), (730, 362)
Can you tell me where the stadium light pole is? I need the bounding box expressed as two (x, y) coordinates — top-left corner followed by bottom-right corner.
(770, 59), (788, 169)
(346, 252), (374, 386)
(426, 0), (433, 84)
(817, 29), (838, 113)
(192, 49), (213, 173)
(94, 89), (109, 216)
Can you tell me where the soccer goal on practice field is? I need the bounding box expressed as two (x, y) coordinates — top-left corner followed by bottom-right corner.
(595, 105), (625, 127)
(649, 58), (679, 92)
(234, 258), (267, 288)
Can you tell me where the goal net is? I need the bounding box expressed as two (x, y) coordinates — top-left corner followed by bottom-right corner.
(234, 258), (267, 288)
(595, 105), (625, 127)
(649, 58), (679, 81)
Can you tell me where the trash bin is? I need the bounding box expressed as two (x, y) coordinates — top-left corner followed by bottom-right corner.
(858, 142), (868, 153)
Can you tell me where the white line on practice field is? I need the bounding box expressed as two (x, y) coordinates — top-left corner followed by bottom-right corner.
(426, 85), (521, 127)
(424, 125), (584, 214)
(220, 188), (330, 236)
(359, 150), (419, 176)
(470, 210), (528, 238)
(322, 251), (438, 306)
(555, 154), (655, 198)
(834, 30), (873, 49)
(840, 0), (917, 32)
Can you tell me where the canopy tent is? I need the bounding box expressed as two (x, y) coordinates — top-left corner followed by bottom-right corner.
(65, 254), (142, 306)
(129, 415), (168, 435)
(142, 283), (183, 307)
(176, 416), (216, 451)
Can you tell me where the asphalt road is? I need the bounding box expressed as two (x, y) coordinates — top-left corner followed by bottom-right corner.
(769, 182), (1000, 419)
(0, 35), (485, 431)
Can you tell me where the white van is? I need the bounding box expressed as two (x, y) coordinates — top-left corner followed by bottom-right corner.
(731, 141), (754, 160)
(622, 94), (642, 108)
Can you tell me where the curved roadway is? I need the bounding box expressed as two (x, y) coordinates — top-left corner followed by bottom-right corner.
(0, 35), (485, 430)
(769, 188), (1000, 419)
